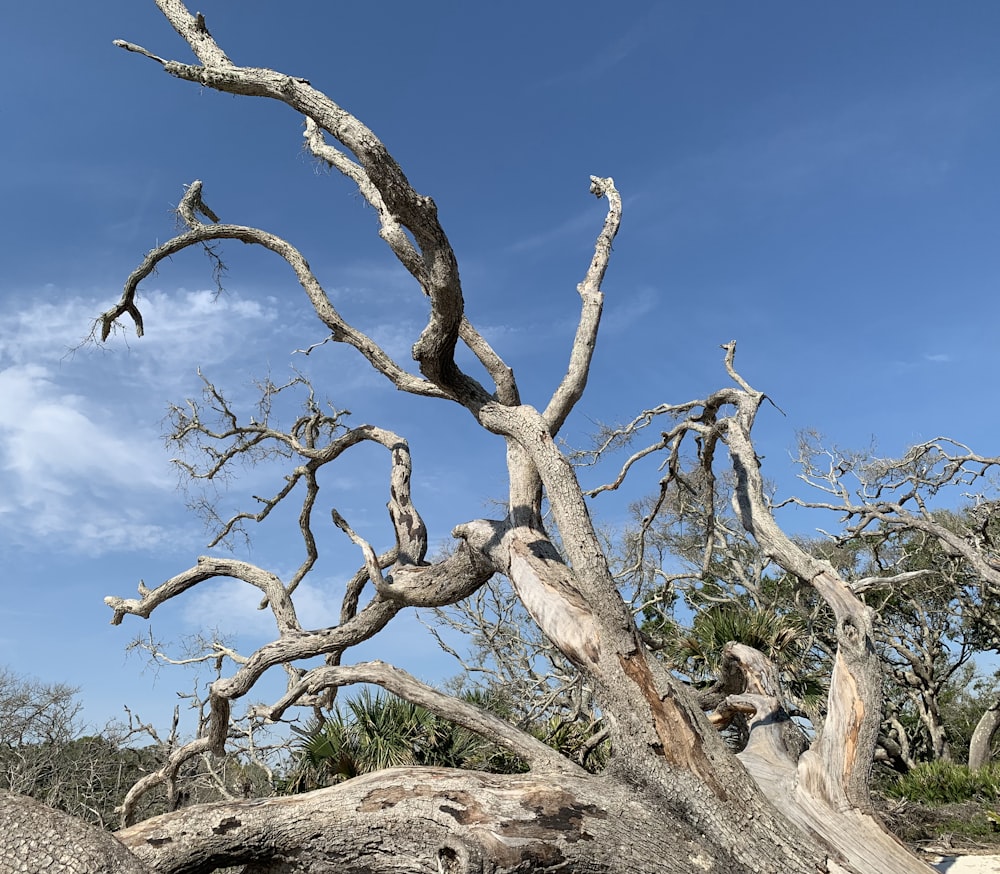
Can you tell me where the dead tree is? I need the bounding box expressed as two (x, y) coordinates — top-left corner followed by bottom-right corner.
(788, 435), (1000, 769)
(54, 2), (993, 871)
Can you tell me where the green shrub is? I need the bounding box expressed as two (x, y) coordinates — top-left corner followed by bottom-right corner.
(887, 760), (1000, 805)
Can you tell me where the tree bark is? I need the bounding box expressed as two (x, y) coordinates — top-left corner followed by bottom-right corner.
(116, 767), (829, 874)
(716, 645), (934, 874)
(0, 792), (151, 874)
(969, 696), (1000, 770)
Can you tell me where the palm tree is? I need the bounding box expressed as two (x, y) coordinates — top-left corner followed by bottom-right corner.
(666, 603), (805, 679)
(284, 689), (492, 792)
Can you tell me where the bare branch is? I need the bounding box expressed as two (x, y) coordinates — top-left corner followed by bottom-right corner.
(114, 3), (497, 408)
(543, 177), (622, 433)
(107, 541), (493, 818)
(153, 0), (233, 67)
(119, 689), (230, 825)
(458, 317), (520, 405)
(266, 660), (583, 776)
(105, 556), (300, 634)
(112, 39), (167, 65)
(330, 508), (387, 591)
(849, 568), (936, 595)
(98, 216), (446, 398)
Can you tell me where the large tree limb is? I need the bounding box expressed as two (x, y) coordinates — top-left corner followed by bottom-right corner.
(115, 767), (827, 874)
(716, 644), (935, 874)
(455, 520), (603, 670)
(719, 343), (882, 811)
(454, 469), (748, 809)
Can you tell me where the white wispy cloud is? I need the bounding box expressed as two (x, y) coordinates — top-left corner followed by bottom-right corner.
(601, 285), (660, 336)
(0, 287), (276, 375)
(333, 261), (425, 301)
(181, 575), (344, 638)
(506, 207), (603, 254)
(888, 352), (956, 374)
(97, 288), (278, 388)
(0, 288), (280, 554)
(0, 361), (175, 551)
(0, 363), (167, 489)
(541, 5), (666, 88)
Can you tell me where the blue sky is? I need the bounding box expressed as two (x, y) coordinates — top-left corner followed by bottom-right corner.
(1, 2), (998, 734)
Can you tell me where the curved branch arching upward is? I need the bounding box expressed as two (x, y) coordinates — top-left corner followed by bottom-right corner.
(98, 218), (445, 399)
(266, 660), (583, 776)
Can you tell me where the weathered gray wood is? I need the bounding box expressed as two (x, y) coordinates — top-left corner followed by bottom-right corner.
(0, 793), (150, 874)
(116, 768), (819, 874)
(79, 3), (957, 872)
(969, 696), (1000, 769)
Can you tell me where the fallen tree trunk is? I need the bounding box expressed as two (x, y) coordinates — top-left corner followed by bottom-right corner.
(113, 760), (943, 874)
(116, 767), (828, 874)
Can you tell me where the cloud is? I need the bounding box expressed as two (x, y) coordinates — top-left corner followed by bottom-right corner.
(0, 287), (276, 376)
(0, 288), (280, 554)
(334, 262), (425, 301)
(96, 288), (278, 387)
(506, 207), (603, 254)
(0, 362), (176, 551)
(601, 286), (660, 336)
(502, 191), (639, 268)
(887, 352), (956, 374)
(542, 5), (666, 88)
(0, 293), (103, 365)
(0, 364), (166, 488)
(0, 279), (512, 555)
(362, 318), (425, 372)
(181, 575), (343, 639)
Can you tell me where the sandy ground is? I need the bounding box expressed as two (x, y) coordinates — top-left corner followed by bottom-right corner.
(929, 855), (1000, 873)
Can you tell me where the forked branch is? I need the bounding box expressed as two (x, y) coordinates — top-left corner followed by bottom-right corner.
(113, 0), (494, 407)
